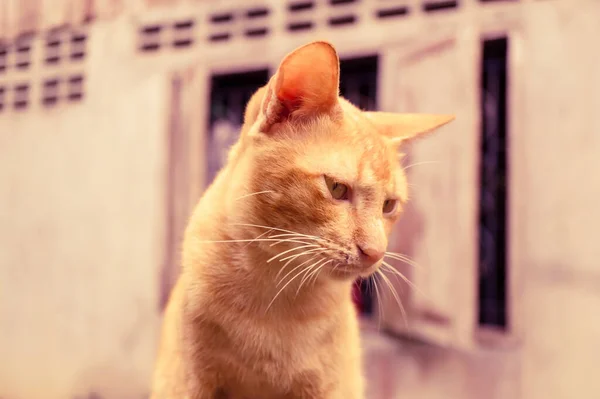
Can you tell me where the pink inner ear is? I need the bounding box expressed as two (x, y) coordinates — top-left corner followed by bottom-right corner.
(272, 42), (340, 116)
(276, 68), (307, 112)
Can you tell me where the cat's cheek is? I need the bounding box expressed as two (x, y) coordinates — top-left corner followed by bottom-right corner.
(382, 217), (400, 235)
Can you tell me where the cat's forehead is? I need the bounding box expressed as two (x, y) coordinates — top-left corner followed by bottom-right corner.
(298, 116), (402, 189)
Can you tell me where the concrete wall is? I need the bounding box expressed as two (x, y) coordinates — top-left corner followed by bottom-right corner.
(0, 20), (168, 399)
(519, 2), (600, 398)
(384, 2), (600, 399)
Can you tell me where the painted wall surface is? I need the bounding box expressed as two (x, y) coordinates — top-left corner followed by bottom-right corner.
(519, 2), (600, 398)
(0, 21), (167, 399)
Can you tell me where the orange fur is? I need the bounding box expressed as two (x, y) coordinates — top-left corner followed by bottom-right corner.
(150, 41), (454, 399)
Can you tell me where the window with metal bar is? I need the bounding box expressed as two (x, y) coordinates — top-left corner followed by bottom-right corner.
(478, 38), (509, 329)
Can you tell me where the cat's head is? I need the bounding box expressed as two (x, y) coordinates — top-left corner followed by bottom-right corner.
(232, 41), (453, 280)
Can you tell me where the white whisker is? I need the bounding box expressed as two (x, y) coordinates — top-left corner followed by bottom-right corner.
(377, 270), (407, 327)
(234, 190), (275, 201)
(268, 233), (323, 241)
(295, 258), (329, 292)
(242, 229), (275, 249)
(199, 238), (308, 245)
(267, 244), (320, 263)
(276, 248), (325, 281)
(381, 261), (425, 297)
(296, 259), (331, 295)
(402, 160), (440, 171)
(266, 257), (324, 312)
(277, 253), (322, 287)
(279, 247), (323, 263)
(372, 276), (383, 330)
(384, 252), (421, 269)
(232, 223), (321, 240)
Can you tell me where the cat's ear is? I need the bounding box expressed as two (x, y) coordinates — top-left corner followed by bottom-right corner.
(260, 41), (340, 130)
(364, 112), (455, 145)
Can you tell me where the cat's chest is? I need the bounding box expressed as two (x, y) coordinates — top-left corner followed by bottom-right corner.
(216, 317), (339, 398)
(225, 314), (335, 364)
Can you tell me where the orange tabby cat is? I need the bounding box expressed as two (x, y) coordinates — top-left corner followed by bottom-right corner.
(150, 41), (454, 399)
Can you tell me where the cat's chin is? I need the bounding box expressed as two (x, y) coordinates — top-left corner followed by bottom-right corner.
(327, 264), (379, 281)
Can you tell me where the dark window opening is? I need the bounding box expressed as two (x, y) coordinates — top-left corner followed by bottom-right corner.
(139, 25), (162, 53)
(423, 0), (458, 12)
(478, 38), (509, 329)
(289, 1), (314, 12)
(330, 0), (357, 5)
(0, 86), (5, 111)
(142, 25), (162, 34)
(210, 13), (234, 24)
(209, 33), (231, 43)
(174, 20), (195, 29)
(14, 83), (29, 109)
(287, 21), (313, 32)
(15, 37), (31, 69)
(173, 20), (195, 48)
(0, 47), (6, 72)
(140, 43), (160, 52)
(173, 39), (194, 48)
(339, 55), (379, 315)
(42, 78), (60, 106)
(328, 15), (357, 26)
(246, 8), (270, 18)
(339, 55), (378, 112)
(45, 35), (62, 64)
(377, 6), (410, 19)
(245, 28), (269, 38)
(71, 32), (87, 60)
(68, 75), (85, 101)
(207, 69), (270, 184)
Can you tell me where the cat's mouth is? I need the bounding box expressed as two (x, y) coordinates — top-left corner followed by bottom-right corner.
(327, 261), (381, 280)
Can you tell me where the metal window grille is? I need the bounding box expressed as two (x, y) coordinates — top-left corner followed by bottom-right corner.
(478, 38), (509, 329)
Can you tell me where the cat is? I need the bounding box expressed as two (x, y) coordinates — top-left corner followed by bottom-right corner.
(150, 41), (454, 399)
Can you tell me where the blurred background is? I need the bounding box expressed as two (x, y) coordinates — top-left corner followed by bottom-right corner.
(1, 0), (599, 398)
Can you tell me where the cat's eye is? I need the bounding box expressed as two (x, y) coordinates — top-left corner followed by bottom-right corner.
(382, 199), (398, 215)
(325, 176), (349, 201)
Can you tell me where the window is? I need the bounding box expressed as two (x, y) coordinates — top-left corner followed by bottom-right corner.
(422, 0), (459, 12)
(139, 25), (162, 52)
(340, 56), (378, 112)
(14, 83), (29, 109)
(207, 69), (270, 184)
(45, 33), (62, 65)
(287, 1), (315, 32)
(376, 5), (410, 20)
(173, 20), (195, 48)
(0, 46), (6, 72)
(15, 36), (32, 70)
(71, 32), (87, 61)
(68, 75), (84, 101)
(0, 86), (5, 111)
(478, 37), (509, 330)
(208, 12), (234, 43)
(42, 78), (60, 106)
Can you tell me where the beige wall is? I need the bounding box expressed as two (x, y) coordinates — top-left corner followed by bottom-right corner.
(0, 21), (168, 399)
(386, 2), (600, 398)
(519, 2), (600, 398)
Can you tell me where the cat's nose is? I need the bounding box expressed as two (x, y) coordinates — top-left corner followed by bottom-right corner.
(357, 244), (385, 266)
